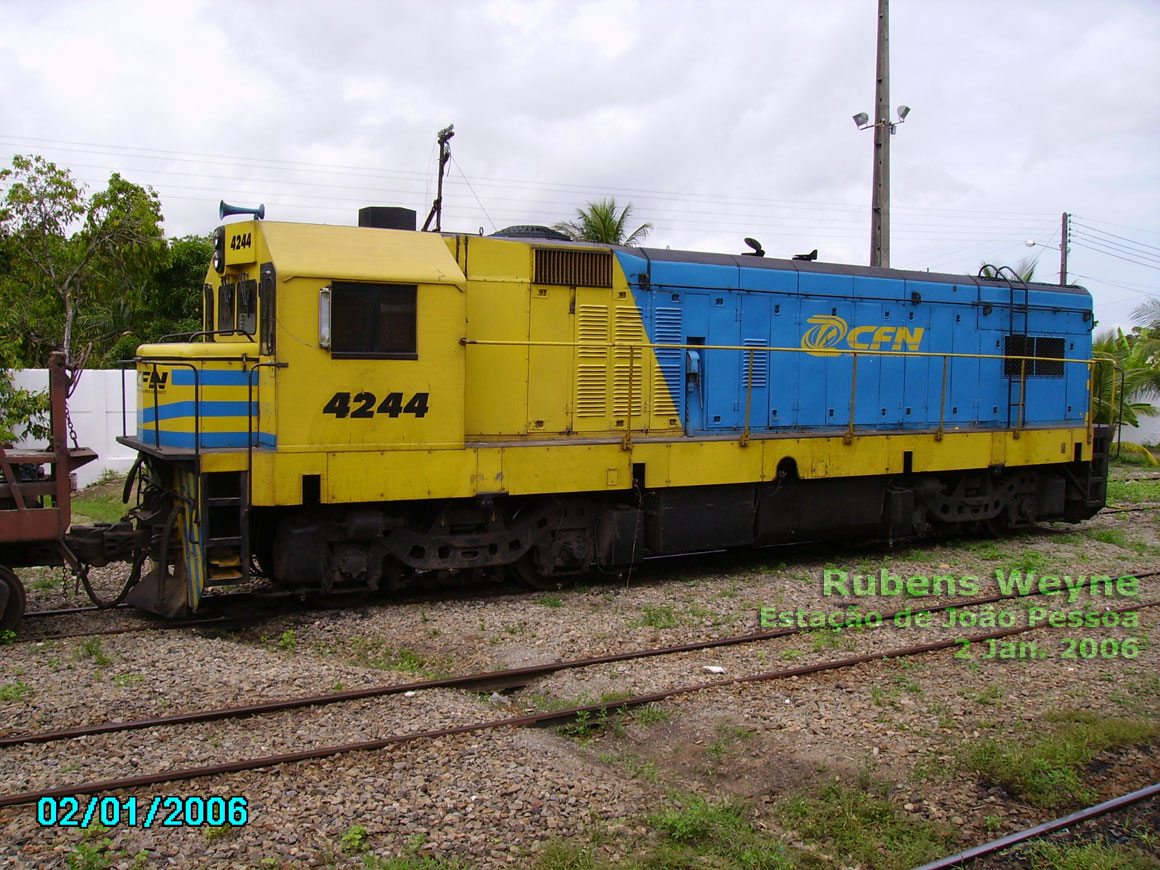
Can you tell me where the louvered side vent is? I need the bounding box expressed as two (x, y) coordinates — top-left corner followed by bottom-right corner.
(742, 338), (769, 389)
(613, 306), (645, 417)
(576, 304), (608, 417)
(534, 249), (613, 288)
(653, 308), (683, 416)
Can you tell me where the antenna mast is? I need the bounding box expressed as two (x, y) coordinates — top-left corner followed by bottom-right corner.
(422, 124), (455, 232)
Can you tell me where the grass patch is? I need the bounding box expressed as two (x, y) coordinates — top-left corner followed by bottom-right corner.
(347, 638), (446, 677)
(1106, 476), (1160, 506)
(706, 723), (754, 759)
(632, 704), (671, 726)
(362, 855), (472, 870)
(0, 681), (33, 701)
(962, 712), (1158, 808)
(777, 778), (954, 870)
(809, 628), (850, 652)
(557, 705), (629, 741)
(636, 605), (679, 629)
(644, 793), (793, 869)
(533, 841), (599, 870)
(1024, 839), (1160, 870)
(963, 538), (1003, 560)
(1087, 528), (1130, 548)
(1003, 550), (1050, 576)
(972, 684), (1004, 706)
(340, 823), (368, 854)
(71, 476), (129, 525)
(598, 750), (662, 784)
(537, 593), (563, 608)
(78, 638), (112, 666)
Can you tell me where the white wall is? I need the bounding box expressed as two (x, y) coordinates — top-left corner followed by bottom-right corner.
(12, 368), (138, 488)
(1127, 413), (1160, 448)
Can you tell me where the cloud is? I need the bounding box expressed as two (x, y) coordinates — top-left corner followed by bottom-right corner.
(1, 0), (1155, 325)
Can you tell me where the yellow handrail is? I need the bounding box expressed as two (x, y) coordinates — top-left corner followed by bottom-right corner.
(461, 338), (1100, 442)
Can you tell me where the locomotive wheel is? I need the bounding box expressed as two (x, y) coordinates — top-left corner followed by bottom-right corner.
(0, 566), (27, 633)
(511, 551), (566, 591)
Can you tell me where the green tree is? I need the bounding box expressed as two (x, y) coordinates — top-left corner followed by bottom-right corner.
(553, 197), (653, 246)
(87, 233), (212, 366)
(0, 154), (166, 367)
(0, 322), (49, 443)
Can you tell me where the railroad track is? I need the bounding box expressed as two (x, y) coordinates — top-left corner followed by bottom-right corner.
(2, 578), (1156, 809)
(6, 568), (1157, 749)
(1102, 503), (1160, 515)
(21, 590), (257, 619)
(912, 782), (1160, 870)
(12, 614), (262, 643)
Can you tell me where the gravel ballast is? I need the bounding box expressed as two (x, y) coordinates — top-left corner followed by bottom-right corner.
(2, 488), (1158, 869)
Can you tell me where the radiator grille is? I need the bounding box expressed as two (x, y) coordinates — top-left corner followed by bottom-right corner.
(613, 307), (644, 416)
(576, 304), (609, 417)
(741, 338), (769, 389)
(534, 249), (613, 288)
(653, 308), (683, 416)
(576, 365), (607, 417)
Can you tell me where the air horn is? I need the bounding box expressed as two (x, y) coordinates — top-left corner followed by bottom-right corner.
(219, 200), (266, 220)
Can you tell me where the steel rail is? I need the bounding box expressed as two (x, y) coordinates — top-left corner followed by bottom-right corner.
(1, 597), (1156, 809)
(22, 591), (258, 620)
(22, 603), (129, 619)
(911, 781), (1160, 870)
(12, 615), (261, 644)
(3, 570), (1156, 748)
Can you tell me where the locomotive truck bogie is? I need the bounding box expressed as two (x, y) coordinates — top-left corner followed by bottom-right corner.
(113, 210), (1107, 616)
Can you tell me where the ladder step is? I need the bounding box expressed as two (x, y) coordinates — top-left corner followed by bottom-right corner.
(205, 570), (245, 586)
(207, 496), (244, 506)
(206, 536), (243, 547)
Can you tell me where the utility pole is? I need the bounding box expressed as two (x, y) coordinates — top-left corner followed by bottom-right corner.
(870, 0), (890, 268)
(855, 1), (907, 268)
(1060, 211), (1069, 285)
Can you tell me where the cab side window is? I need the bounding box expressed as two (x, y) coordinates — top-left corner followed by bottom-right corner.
(330, 282), (417, 359)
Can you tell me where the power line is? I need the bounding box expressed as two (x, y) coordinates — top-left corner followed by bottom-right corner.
(1069, 271), (1157, 297)
(1073, 220), (1160, 252)
(3, 133), (1060, 223)
(1072, 234), (1160, 267)
(449, 156), (497, 234)
(1071, 242), (1160, 271)
(1075, 215), (1160, 238)
(1071, 222), (1160, 257)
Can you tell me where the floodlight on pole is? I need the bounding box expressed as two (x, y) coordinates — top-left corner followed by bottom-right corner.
(852, 105), (911, 133)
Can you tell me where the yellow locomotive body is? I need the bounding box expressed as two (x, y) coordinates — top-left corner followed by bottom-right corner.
(115, 209), (1108, 615)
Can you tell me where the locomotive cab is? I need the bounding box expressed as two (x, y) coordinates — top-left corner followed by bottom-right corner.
(120, 213), (468, 615)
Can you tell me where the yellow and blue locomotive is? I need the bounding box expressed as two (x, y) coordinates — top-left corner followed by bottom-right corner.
(81, 206), (1108, 615)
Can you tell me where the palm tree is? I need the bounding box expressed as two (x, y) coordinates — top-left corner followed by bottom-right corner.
(1092, 327), (1159, 464)
(1132, 296), (1160, 332)
(978, 257), (1039, 283)
(553, 198), (653, 246)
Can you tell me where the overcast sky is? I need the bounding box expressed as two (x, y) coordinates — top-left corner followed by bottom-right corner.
(2, 0), (1157, 329)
